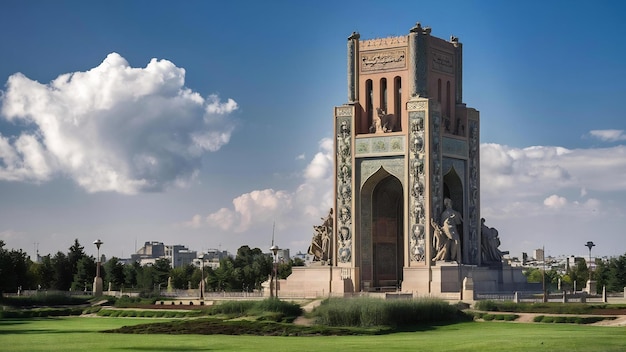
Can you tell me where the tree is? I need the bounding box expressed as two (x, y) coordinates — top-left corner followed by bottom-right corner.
(104, 257), (125, 290)
(68, 239), (86, 276)
(523, 268), (543, 283)
(170, 264), (197, 289)
(292, 257), (306, 267)
(568, 260), (589, 291)
(51, 251), (72, 290)
(210, 257), (236, 291)
(72, 256), (96, 291)
(596, 254), (626, 293)
(34, 255), (55, 289)
(0, 240), (33, 293)
(137, 258), (171, 292)
(123, 261), (141, 289)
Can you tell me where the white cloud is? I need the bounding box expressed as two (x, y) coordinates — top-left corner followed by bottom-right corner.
(543, 194), (567, 209)
(587, 129), (626, 142)
(0, 53), (238, 194)
(185, 138), (334, 242)
(304, 138), (333, 181)
(481, 144), (626, 204)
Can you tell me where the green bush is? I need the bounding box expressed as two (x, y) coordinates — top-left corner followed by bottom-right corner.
(208, 298), (301, 322)
(474, 300), (600, 315)
(532, 315), (612, 324)
(210, 300), (256, 315)
(311, 297), (469, 327)
(0, 294), (91, 307)
(0, 307), (83, 318)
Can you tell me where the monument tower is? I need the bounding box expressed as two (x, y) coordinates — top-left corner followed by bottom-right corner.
(282, 23), (524, 297)
(332, 22), (481, 295)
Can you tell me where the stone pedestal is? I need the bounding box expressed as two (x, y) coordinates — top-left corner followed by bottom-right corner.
(585, 280), (597, 294)
(462, 276), (474, 301)
(93, 276), (103, 296)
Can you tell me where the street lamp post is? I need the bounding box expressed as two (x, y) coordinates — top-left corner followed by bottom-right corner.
(199, 253), (204, 300)
(585, 241), (596, 294)
(93, 239), (103, 296)
(585, 241), (595, 273)
(270, 245), (279, 298)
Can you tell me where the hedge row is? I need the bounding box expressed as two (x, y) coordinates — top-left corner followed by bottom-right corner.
(532, 315), (614, 324)
(0, 307), (84, 318)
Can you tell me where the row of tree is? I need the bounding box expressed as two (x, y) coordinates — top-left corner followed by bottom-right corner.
(524, 254), (626, 294)
(0, 239), (300, 295)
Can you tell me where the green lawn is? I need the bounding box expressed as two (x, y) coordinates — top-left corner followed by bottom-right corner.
(1, 317), (625, 352)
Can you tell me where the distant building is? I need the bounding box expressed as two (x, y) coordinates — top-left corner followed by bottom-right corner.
(534, 248), (544, 262)
(193, 249), (230, 270)
(132, 241), (165, 263)
(130, 241), (197, 268)
(165, 245), (197, 268)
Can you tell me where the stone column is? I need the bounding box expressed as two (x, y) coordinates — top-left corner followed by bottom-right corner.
(453, 38), (463, 104)
(408, 23), (428, 99)
(347, 32), (360, 103)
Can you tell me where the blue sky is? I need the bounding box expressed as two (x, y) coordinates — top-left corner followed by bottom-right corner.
(1, 0), (625, 261)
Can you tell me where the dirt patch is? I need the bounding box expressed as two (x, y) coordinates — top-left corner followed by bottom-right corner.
(293, 316), (315, 326)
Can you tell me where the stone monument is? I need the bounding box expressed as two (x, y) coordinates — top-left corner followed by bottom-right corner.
(279, 22), (527, 298)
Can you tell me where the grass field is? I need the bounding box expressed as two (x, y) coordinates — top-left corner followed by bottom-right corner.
(1, 317), (625, 352)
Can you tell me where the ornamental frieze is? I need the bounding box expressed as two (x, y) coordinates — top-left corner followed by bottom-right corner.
(442, 137), (468, 158)
(355, 136), (405, 156)
(361, 49), (407, 72)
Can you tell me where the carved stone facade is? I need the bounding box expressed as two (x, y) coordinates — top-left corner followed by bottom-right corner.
(335, 112), (353, 264)
(408, 110), (426, 262)
(279, 23), (529, 299)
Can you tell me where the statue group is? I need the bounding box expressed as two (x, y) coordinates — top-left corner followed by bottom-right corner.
(308, 209), (333, 263)
(431, 198), (503, 265)
(481, 218), (503, 263)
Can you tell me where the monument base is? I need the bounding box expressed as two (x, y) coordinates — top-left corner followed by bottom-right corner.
(585, 280), (597, 294)
(277, 262), (529, 299)
(93, 277), (103, 296)
(277, 266), (359, 298)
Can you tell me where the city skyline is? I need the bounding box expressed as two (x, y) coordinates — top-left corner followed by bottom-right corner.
(1, 1), (625, 260)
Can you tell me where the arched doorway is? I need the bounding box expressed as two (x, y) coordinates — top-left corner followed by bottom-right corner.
(371, 175), (404, 288)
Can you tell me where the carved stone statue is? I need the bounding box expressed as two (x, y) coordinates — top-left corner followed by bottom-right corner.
(308, 209), (333, 263)
(370, 108), (397, 133)
(439, 198), (462, 263)
(481, 218), (503, 263)
(430, 218), (448, 262)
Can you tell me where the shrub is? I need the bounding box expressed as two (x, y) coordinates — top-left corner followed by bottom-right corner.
(0, 307), (83, 318)
(503, 314), (518, 321)
(210, 300), (256, 315)
(0, 294), (91, 307)
(311, 297), (468, 327)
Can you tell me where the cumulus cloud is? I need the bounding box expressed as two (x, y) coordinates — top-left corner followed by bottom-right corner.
(481, 143), (626, 219)
(543, 194), (567, 208)
(587, 129), (626, 142)
(0, 53), (238, 194)
(186, 138), (333, 235)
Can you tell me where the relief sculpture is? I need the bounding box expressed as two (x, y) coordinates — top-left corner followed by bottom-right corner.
(336, 117), (352, 263)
